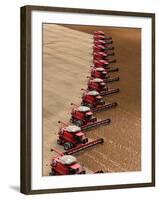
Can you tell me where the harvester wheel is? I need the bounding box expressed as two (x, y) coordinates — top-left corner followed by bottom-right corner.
(104, 86), (108, 91)
(74, 120), (83, 127)
(98, 100), (105, 105)
(80, 170), (86, 174)
(81, 102), (92, 108)
(49, 170), (56, 176)
(87, 103), (93, 108)
(57, 139), (62, 145)
(64, 142), (72, 150)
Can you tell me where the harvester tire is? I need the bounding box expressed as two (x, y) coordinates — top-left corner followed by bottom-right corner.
(57, 139), (62, 145)
(64, 142), (72, 150)
(49, 170), (56, 176)
(74, 120), (83, 127)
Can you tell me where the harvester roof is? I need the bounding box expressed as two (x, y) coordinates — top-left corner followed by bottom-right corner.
(87, 90), (99, 96)
(95, 67), (105, 71)
(77, 106), (90, 112)
(97, 51), (106, 55)
(94, 31), (104, 34)
(66, 125), (81, 133)
(91, 78), (103, 83)
(58, 155), (77, 165)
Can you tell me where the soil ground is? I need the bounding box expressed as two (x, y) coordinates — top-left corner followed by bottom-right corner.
(42, 24), (141, 176)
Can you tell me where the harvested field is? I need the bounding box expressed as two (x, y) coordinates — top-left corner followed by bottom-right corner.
(42, 24), (141, 176)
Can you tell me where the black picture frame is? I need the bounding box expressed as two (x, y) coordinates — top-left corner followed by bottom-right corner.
(20, 5), (155, 194)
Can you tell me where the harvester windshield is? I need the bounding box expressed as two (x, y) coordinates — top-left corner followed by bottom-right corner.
(85, 111), (93, 120)
(69, 163), (81, 174)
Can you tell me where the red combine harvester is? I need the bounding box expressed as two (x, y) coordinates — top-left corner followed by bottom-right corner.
(57, 123), (88, 150)
(94, 39), (113, 46)
(50, 148), (104, 175)
(93, 44), (114, 52)
(93, 51), (115, 60)
(50, 148), (86, 175)
(87, 78), (119, 96)
(81, 90), (117, 113)
(94, 59), (119, 74)
(70, 105), (111, 130)
(94, 31), (105, 35)
(91, 67), (119, 83)
(87, 78), (108, 92)
(94, 59), (117, 69)
(93, 30), (112, 39)
(93, 34), (112, 41)
(91, 67), (109, 79)
(57, 121), (105, 151)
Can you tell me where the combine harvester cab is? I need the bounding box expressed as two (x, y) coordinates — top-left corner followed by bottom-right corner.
(93, 44), (114, 52)
(87, 78), (108, 92)
(87, 78), (119, 96)
(91, 67), (120, 83)
(93, 53), (119, 74)
(50, 148), (104, 175)
(50, 148), (86, 176)
(81, 90), (105, 108)
(94, 39), (113, 45)
(70, 105), (96, 127)
(70, 104), (111, 131)
(93, 51), (115, 60)
(81, 90), (118, 113)
(57, 122), (88, 150)
(94, 59), (117, 69)
(91, 67), (109, 79)
(93, 31), (112, 41)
